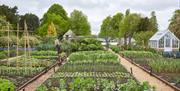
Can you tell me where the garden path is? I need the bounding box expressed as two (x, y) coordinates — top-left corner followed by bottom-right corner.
(119, 55), (176, 91)
(18, 64), (60, 91)
(17, 60), (67, 91)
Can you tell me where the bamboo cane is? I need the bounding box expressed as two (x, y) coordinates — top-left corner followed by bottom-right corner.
(16, 23), (19, 68)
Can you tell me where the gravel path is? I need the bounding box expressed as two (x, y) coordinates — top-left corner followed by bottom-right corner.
(119, 56), (176, 91)
(18, 65), (59, 91)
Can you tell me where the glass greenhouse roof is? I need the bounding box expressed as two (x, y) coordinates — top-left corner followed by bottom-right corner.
(150, 30), (169, 40)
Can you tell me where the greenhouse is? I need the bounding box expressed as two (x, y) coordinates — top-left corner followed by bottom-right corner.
(149, 30), (179, 52)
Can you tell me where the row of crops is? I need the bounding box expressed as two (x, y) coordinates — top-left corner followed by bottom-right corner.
(120, 51), (180, 88)
(36, 51), (153, 91)
(0, 50), (57, 89)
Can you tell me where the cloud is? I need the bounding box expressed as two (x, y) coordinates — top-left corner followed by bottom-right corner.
(0, 0), (178, 34)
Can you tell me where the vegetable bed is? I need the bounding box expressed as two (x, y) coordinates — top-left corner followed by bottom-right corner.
(120, 51), (180, 88)
(36, 51), (153, 91)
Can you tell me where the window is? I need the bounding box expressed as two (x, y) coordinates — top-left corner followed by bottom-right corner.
(150, 40), (157, 48)
(172, 38), (178, 48)
(159, 37), (164, 48)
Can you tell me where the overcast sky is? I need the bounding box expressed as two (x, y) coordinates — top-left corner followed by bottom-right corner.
(0, 0), (179, 34)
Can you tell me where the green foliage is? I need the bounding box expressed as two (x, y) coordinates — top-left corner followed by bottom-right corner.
(69, 51), (118, 64)
(120, 51), (161, 58)
(0, 15), (8, 30)
(37, 4), (69, 37)
(36, 44), (55, 51)
(0, 36), (12, 47)
(46, 4), (68, 20)
(19, 13), (40, 31)
(149, 59), (180, 73)
(169, 9), (180, 39)
(111, 13), (124, 38)
(69, 78), (95, 91)
(0, 78), (15, 91)
(61, 40), (78, 53)
(99, 16), (112, 38)
(19, 36), (40, 47)
(120, 79), (151, 91)
(31, 50), (57, 56)
(36, 36), (56, 51)
(0, 5), (19, 28)
(119, 12), (141, 39)
(36, 84), (48, 91)
(0, 66), (44, 76)
(134, 31), (154, 47)
(0, 52), (6, 59)
(149, 11), (158, 32)
(70, 10), (91, 36)
(110, 45), (121, 53)
(61, 38), (103, 53)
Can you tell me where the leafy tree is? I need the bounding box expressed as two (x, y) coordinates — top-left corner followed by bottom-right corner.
(149, 11), (158, 32)
(70, 10), (91, 36)
(137, 17), (150, 32)
(134, 31), (154, 47)
(36, 4), (69, 37)
(19, 13), (39, 31)
(99, 16), (112, 47)
(169, 9), (180, 39)
(48, 22), (57, 36)
(45, 4), (68, 21)
(0, 16), (8, 28)
(119, 10), (141, 46)
(99, 16), (112, 38)
(0, 5), (19, 28)
(111, 12), (124, 38)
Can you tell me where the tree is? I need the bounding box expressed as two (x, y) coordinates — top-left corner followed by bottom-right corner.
(0, 5), (19, 28)
(134, 31), (154, 47)
(137, 17), (150, 32)
(149, 11), (158, 32)
(111, 12), (124, 38)
(0, 16), (7, 28)
(169, 9), (180, 39)
(19, 13), (39, 32)
(99, 16), (112, 48)
(119, 9), (141, 46)
(48, 22), (57, 36)
(70, 10), (91, 36)
(99, 16), (112, 38)
(36, 4), (69, 37)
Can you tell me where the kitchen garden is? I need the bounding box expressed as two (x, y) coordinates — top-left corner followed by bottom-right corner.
(36, 51), (154, 91)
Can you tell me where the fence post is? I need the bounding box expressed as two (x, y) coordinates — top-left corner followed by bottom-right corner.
(130, 67), (133, 74)
(150, 67), (152, 76)
(53, 67), (55, 72)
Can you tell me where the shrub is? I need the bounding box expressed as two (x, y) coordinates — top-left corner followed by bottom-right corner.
(110, 45), (121, 53)
(9, 35), (19, 45)
(61, 40), (78, 53)
(0, 78), (15, 91)
(36, 84), (48, 91)
(0, 52), (6, 59)
(32, 51), (57, 56)
(36, 44), (55, 51)
(0, 36), (12, 47)
(19, 36), (40, 47)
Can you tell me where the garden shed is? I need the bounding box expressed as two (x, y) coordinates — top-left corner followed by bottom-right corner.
(149, 30), (179, 52)
(63, 30), (75, 40)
